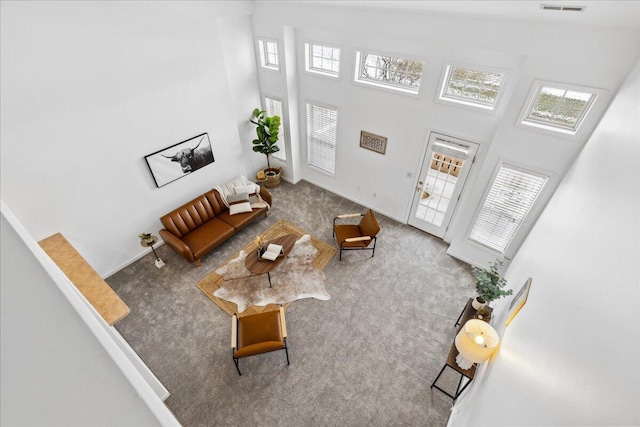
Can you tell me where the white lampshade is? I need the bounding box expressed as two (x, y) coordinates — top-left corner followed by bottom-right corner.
(454, 319), (500, 369)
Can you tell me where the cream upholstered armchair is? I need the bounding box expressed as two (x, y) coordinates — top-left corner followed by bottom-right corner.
(231, 307), (289, 375)
(332, 209), (380, 261)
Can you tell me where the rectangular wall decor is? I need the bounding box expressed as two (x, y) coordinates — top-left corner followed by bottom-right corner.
(504, 277), (532, 326)
(360, 130), (387, 155)
(144, 132), (214, 188)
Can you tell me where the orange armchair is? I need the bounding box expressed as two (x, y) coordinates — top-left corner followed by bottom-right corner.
(231, 307), (289, 375)
(333, 209), (380, 261)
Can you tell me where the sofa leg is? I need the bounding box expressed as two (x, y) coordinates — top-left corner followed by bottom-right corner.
(196, 259), (201, 267)
(265, 210), (270, 217)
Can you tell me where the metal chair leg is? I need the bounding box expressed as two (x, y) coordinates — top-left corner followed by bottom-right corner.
(233, 357), (241, 376)
(371, 237), (377, 258)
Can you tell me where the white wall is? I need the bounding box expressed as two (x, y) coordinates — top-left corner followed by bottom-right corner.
(251, 3), (639, 267)
(217, 11), (264, 178)
(2, 1), (637, 276)
(1, 202), (179, 426)
(449, 59), (640, 426)
(0, 1), (258, 277)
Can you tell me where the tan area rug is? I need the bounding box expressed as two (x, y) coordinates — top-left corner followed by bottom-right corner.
(196, 220), (336, 317)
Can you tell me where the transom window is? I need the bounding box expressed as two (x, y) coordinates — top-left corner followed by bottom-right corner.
(306, 102), (338, 175)
(355, 51), (424, 94)
(257, 38), (279, 71)
(305, 43), (340, 77)
(264, 96), (286, 161)
(470, 164), (548, 253)
(440, 64), (506, 110)
(520, 81), (599, 135)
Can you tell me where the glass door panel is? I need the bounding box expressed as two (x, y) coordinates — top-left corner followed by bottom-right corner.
(408, 133), (478, 238)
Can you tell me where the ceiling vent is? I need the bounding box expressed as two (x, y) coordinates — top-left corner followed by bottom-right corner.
(540, 4), (586, 12)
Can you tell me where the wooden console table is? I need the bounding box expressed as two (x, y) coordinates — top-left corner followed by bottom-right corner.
(430, 298), (493, 401)
(39, 233), (130, 326)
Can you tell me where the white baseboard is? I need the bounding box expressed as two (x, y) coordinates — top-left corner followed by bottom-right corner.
(103, 242), (165, 280)
(299, 178), (407, 224)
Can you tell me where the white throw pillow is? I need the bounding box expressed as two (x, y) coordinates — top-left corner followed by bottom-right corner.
(227, 192), (249, 204)
(229, 201), (252, 215)
(234, 185), (255, 195)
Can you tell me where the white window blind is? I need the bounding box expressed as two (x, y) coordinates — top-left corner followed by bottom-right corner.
(264, 96), (286, 161)
(470, 164), (548, 253)
(306, 102), (337, 174)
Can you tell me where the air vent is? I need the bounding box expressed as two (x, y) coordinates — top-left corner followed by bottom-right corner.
(540, 4), (586, 12)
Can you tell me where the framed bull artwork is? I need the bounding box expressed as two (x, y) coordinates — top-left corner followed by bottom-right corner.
(144, 132), (214, 188)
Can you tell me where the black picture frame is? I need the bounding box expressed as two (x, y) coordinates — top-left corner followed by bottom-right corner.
(144, 132), (214, 188)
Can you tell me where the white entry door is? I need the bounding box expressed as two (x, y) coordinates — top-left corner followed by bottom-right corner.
(408, 133), (478, 238)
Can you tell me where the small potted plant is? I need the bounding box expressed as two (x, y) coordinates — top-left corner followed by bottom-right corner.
(250, 108), (281, 187)
(473, 258), (512, 307)
(139, 232), (155, 245)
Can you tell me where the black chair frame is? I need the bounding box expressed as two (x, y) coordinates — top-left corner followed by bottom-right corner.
(333, 214), (378, 261)
(337, 236), (377, 261)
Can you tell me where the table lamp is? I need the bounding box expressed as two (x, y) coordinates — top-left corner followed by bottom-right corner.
(454, 319), (499, 370)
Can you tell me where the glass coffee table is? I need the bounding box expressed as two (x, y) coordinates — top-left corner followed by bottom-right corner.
(245, 234), (297, 287)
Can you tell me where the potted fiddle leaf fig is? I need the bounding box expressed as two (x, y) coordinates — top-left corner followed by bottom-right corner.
(473, 258), (512, 305)
(250, 108), (281, 187)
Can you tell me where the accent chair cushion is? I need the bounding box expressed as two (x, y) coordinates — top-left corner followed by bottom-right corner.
(235, 310), (284, 358)
(359, 209), (380, 238)
(334, 224), (370, 248)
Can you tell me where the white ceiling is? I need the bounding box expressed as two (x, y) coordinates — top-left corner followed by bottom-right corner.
(306, 1), (640, 29)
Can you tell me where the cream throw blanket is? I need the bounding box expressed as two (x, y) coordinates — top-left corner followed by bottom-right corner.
(214, 175), (270, 210)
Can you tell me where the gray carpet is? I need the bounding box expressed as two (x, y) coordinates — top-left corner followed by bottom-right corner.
(107, 180), (477, 426)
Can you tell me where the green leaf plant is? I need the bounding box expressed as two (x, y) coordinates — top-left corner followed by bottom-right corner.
(250, 108), (281, 170)
(139, 233), (152, 241)
(473, 258), (513, 303)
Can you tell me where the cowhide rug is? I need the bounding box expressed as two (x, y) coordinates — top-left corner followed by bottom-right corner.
(212, 235), (330, 313)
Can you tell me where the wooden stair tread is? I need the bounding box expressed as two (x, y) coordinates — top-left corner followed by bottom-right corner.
(39, 233), (129, 326)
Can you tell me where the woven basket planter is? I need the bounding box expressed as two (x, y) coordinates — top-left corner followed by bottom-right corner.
(263, 167), (281, 188)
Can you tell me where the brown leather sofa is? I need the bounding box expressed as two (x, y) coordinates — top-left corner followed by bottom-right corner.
(159, 187), (271, 266)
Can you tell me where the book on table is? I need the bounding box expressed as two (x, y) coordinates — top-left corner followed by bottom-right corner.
(260, 244), (284, 261)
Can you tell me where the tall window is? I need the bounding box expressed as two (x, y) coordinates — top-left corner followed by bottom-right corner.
(470, 164), (548, 253)
(305, 43), (340, 77)
(257, 38), (279, 71)
(440, 64), (506, 110)
(521, 82), (598, 134)
(355, 51), (424, 94)
(264, 96), (286, 161)
(306, 102), (338, 175)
